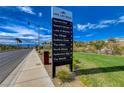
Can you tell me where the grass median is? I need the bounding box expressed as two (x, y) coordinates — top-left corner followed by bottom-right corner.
(74, 52), (124, 87)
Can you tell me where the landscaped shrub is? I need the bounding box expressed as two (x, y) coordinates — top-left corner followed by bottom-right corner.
(38, 50), (41, 54)
(73, 59), (81, 71)
(75, 59), (81, 64)
(56, 70), (74, 83)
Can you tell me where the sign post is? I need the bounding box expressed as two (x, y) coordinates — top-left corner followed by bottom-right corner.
(52, 7), (73, 78)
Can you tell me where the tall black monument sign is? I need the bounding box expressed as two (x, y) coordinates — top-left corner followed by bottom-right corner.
(52, 7), (73, 78)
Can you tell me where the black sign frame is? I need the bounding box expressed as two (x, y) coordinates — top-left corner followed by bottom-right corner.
(52, 8), (73, 78)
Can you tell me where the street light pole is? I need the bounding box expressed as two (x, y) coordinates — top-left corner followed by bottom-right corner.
(27, 21), (41, 48)
(37, 25), (40, 49)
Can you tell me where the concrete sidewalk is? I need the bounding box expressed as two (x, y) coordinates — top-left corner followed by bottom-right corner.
(10, 49), (54, 87)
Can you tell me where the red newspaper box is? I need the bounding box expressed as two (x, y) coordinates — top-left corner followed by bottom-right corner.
(44, 51), (49, 65)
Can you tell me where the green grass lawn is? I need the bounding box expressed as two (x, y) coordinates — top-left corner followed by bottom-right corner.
(74, 52), (124, 87)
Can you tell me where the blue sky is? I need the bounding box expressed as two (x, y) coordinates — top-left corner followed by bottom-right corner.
(0, 6), (124, 45)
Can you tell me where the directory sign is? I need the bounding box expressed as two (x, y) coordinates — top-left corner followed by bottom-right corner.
(52, 7), (73, 77)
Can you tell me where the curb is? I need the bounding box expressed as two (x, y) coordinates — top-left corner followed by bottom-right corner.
(0, 50), (32, 87)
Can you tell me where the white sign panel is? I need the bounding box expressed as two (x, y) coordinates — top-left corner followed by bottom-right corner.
(51, 6), (72, 22)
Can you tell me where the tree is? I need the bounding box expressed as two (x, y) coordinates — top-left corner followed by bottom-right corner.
(113, 45), (122, 55)
(108, 38), (122, 55)
(90, 40), (106, 53)
(15, 38), (22, 47)
(108, 38), (117, 43)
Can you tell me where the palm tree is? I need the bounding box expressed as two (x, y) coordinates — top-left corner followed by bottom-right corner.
(15, 38), (22, 47)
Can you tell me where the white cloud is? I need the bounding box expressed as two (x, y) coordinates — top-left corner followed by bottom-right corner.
(0, 24), (51, 44)
(0, 25), (38, 43)
(0, 38), (36, 45)
(85, 34), (94, 37)
(77, 23), (108, 31)
(0, 25), (37, 36)
(0, 31), (36, 44)
(0, 16), (8, 20)
(0, 32), (20, 37)
(38, 12), (42, 17)
(119, 16), (124, 20)
(0, 31), (36, 40)
(40, 34), (51, 38)
(0, 39), (16, 44)
(38, 34), (51, 42)
(77, 23), (90, 31)
(100, 20), (117, 24)
(41, 37), (51, 42)
(76, 15), (124, 31)
(118, 16), (124, 23)
(95, 24), (108, 29)
(19, 36), (36, 39)
(40, 27), (49, 31)
(17, 6), (36, 15)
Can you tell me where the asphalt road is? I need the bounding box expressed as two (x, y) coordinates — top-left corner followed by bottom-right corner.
(0, 49), (32, 84)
